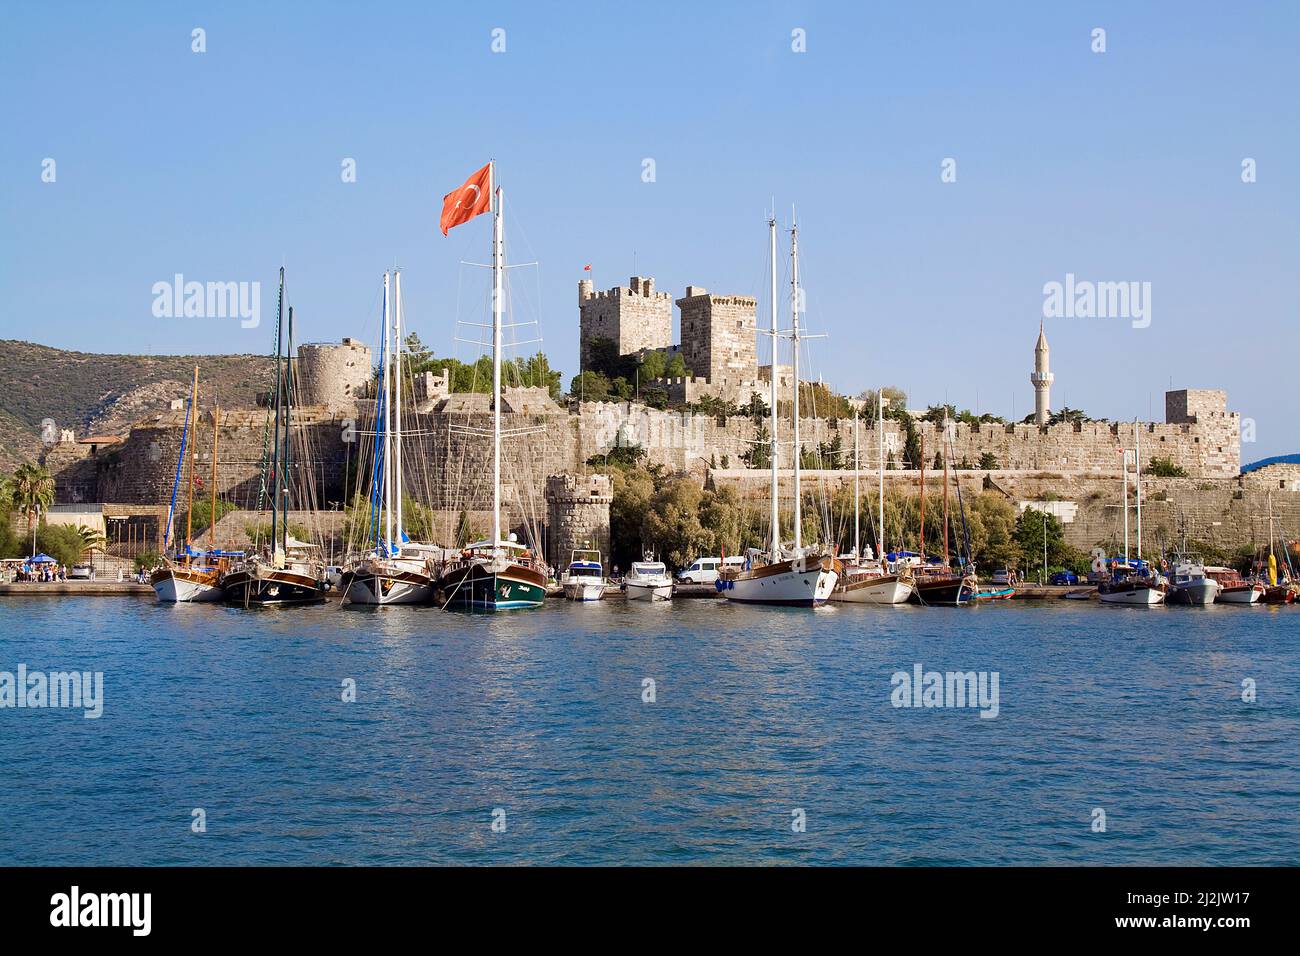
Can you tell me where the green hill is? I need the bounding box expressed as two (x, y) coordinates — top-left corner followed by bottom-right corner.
(0, 340), (275, 471)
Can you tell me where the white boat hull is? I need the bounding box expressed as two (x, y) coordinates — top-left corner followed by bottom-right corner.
(831, 575), (914, 604)
(625, 581), (673, 601)
(564, 581), (607, 602)
(1217, 586), (1264, 605)
(153, 574), (223, 603)
(722, 559), (838, 607)
(1099, 584), (1165, 605)
(344, 575), (434, 605)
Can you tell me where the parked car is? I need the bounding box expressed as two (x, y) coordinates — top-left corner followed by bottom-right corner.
(1049, 570), (1079, 586)
(991, 569), (1012, 585)
(677, 557), (722, 584)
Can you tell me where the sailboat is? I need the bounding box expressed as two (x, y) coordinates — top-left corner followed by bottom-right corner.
(832, 394), (914, 604)
(1257, 492), (1298, 604)
(340, 271), (438, 605)
(152, 367), (232, 602)
(911, 421), (977, 606)
(221, 268), (329, 606)
(1098, 422), (1166, 605)
(433, 162), (548, 610)
(718, 214), (839, 607)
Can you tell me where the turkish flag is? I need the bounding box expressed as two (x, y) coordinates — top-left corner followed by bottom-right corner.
(439, 162), (492, 236)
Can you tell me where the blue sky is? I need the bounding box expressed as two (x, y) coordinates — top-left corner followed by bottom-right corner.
(2, 1), (1296, 457)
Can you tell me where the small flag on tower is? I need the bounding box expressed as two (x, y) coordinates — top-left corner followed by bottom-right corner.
(583, 264), (592, 271)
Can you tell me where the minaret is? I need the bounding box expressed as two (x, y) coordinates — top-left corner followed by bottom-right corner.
(1030, 321), (1054, 425)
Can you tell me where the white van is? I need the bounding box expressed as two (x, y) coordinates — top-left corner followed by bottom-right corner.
(677, 557), (722, 584)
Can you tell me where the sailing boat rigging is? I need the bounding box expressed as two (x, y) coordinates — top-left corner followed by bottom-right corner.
(433, 162), (547, 610)
(151, 367), (232, 602)
(221, 268), (328, 606)
(831, 391), (915, 603)
(340, 270), (439, 604)
(718, 213), (839, 606)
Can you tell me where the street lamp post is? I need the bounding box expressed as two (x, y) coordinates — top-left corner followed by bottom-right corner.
(1041, 511), (1047, 586)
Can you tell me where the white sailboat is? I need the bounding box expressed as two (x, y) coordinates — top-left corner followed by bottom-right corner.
(720, 214), (839, 607)
(832, 391), (915, 604)
(341, 271), (438, 605)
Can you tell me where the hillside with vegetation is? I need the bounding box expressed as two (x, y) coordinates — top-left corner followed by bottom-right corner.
(0, 340), (275, 470)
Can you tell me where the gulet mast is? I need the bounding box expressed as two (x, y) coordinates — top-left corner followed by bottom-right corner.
(767, 215), (780, 563)
(790, 220), (802, 553)
(491, 162), (503, 552)
(394, 269), (405, 546)
(382, 272), (393, 555)
(877, 389), (885, 561)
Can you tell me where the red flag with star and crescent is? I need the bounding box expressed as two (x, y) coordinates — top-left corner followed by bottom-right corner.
(439, 162), (492, 236)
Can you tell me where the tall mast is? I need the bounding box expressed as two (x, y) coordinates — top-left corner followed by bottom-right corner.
(942, 416), (949, 567)
(790, 219), (802, 552)
(877, 389), (885, 561)
(491, 163), (503, 550)
(209, 404), (220, 550)
(282, 305), (295, 559)
(768, 215), (780, 563)
(270, 267), (285, 552)
(382, 272), (393, 554)
(1122, 448), (1130, 562)
(1134, 420), (1142, 563)
(394, 269), (404, 546)
(183, 365), (199, 548)
(919, 433), (926, 559)
(852, 410), (860, 561)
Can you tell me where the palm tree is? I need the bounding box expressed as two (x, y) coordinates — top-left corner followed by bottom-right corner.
(76, 525), (107, 561)
(12, 462), (55, 556)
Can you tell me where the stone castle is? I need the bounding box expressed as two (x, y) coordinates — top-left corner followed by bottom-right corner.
(36, 318), (1294, 559)
(579, 276), (769, 405)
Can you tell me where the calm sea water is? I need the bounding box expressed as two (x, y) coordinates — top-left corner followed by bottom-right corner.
(0, 595), (1296, 866)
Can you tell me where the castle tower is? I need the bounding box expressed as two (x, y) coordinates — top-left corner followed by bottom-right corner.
(1030, 322), (1054, 425)
(578, 276), (672, 372)
(676, 286), (758, 394)
(545, 473), (613, 570)
(297, 337), (372, 409)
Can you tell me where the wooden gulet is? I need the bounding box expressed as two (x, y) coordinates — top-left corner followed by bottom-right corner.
(221, 270), (328, 607)
(434, 163), (547, 610)
(719, 212), (839, 607)
(340, 270), (439, 605)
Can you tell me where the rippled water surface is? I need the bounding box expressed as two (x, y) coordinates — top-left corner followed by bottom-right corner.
(1, 596), (1296, 865)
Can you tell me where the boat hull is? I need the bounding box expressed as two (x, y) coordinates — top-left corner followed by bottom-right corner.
(831, 574), (914, 604)
(911, 575), (977, 606)
(1262, 585), (1297, 605)
(340, 569), (434, 606)
(1098, 582), (1166, 605)
(1217, 585), (1264, 605)
(437, 561), (547, 610)
(720, 556), (838, 607)
(563, 581), (607, 601)
(1167, 580), (1220, 606)
(221, 567), (327, 607)
(625, 581), (672, 601)
(151, 567), (223, 603)
(974, 586), (1016, 601)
